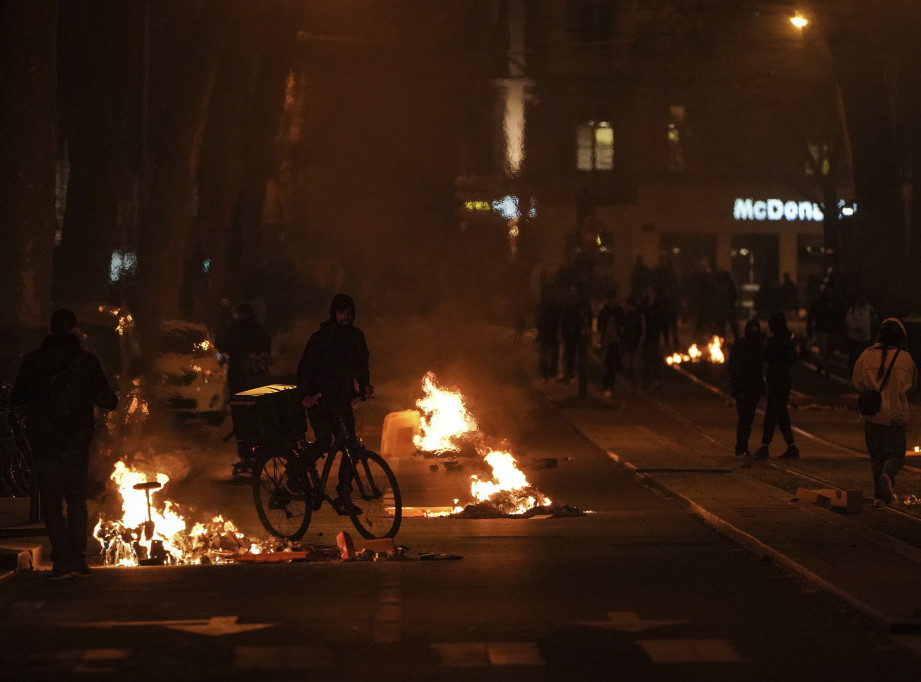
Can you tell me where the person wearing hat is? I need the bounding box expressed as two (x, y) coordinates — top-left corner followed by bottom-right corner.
(11, 308), (119, 579)
(296, 294), (374, 515)
(852, 317), (918, 507)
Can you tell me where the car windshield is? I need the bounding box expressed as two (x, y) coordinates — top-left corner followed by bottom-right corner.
(159, 327), (206, 355)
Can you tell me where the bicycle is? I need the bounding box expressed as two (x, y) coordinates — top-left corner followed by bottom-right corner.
(0, 385), (34, 498)
(250, 396), (402, 541)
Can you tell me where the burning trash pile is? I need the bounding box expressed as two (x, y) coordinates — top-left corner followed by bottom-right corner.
(413, 372), (582, 518)
(665, 335), (725, 366)
(93, 460), (255, 566)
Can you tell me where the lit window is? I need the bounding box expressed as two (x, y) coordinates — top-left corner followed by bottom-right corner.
(806, 143), (831, 176)
(667, 105), (686, 172)
(576, 121), (614, 171)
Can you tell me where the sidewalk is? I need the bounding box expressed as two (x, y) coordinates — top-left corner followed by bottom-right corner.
(0, 497), (47, 578)
(561, 399), (921, 635)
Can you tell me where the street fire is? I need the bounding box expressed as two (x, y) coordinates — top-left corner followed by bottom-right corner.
(414, 372), (553, 516)
(665, 335), (725, 365)
(93, 460), (249, 566)
(414, 371), (478, 453)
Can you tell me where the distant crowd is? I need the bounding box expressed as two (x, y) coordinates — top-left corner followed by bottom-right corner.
(533, 254), (884, 395)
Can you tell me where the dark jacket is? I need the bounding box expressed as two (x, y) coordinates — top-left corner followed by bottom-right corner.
(218, 318), (271, 394)
(11, 332), (118, 455)
(728, 336), (765, 397)
(764, 333), (796, 388)
(296, 321), (370, 412)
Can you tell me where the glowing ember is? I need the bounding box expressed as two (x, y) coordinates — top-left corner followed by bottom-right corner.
(665, 336), (725, 365)
(93, 460), (247, 566)
(413, 371), (478, 453)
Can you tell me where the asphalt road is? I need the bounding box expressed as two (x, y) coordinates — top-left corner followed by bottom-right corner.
(4, 319), (921, 680)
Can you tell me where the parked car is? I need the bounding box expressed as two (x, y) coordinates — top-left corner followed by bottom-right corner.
(150, 320), (227, 422)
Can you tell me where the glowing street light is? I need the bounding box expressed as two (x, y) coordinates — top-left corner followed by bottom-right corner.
(790, 13), (808, 30)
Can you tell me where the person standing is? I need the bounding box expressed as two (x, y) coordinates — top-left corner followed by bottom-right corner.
(754, 312), (799, 459)
(852, 318), (918, 507)
(217, 302), (272, 473)
(620, 296), (646, 392)
(640, 285), (666, 389)
(844, 294), (878, 371)
(535, 274), (561, 381)
(296, 294), (373, 515)
(217, 303), (271, 397)
(597, 288), (625, 397)
(11, 308), (118, 580)
(728, 319), (765, 457)
(558, 283), (590, 384)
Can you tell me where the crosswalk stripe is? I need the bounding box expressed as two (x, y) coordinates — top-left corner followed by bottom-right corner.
(638, 638), (745, 663)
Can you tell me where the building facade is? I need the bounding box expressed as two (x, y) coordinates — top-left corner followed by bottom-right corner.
(458, 0), (853, 314)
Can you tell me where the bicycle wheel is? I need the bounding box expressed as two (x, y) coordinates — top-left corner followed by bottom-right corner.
(348, 450), (402, 539)
(252, 451), (311, 541)
(8, 423), (34, 497)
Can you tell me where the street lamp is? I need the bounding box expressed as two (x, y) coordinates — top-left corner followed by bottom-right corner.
(790, 13), (808, 30)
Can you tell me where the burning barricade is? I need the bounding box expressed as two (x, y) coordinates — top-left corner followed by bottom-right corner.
(412, 372), (582, 518)
(93, 460), (251, 566)
(665, 335), (725, 366)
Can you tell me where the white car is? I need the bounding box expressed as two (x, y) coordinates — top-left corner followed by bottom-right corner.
(151, 320), (227, 421)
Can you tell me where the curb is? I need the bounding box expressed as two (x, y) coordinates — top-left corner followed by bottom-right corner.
(607, 449), (921, 634)
(0, 541), (43, 574)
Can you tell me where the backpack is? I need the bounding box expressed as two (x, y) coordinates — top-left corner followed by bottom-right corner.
(46, 353), (89, 435)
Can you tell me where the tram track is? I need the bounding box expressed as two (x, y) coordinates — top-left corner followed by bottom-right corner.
(654, 363), (921, 532)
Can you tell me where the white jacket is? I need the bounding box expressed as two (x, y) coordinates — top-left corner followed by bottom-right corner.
(852, 344), (918, 426)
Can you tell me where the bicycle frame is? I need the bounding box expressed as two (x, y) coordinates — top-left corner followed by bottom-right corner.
(294, 413), (369, 511)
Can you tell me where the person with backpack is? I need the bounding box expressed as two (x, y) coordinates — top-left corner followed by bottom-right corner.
(852, 317), (918, 507)
(11, 308), (118, 580)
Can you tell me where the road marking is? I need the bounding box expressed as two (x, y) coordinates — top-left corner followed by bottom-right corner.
(572, 610), (686, 632)
(9, 600), (45, 610)
(72, 648), (130, 673)
(75, 615), (274, 636)
(373, 572), (402, 643)
(234, 644), (334, 669)
(433, 642), (545, 667)
(638, 638), (745, 663)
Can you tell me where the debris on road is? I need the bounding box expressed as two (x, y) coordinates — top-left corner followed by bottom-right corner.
(794, 487), (862, 514)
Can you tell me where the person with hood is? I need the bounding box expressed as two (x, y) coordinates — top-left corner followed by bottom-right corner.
(11, 308), (118, 580)
(852, 317), (918, 507)
(217, 302), (272, 473)
(728, 318), (765, 457)
(217, 302), (271, 397)
(754, 312), (800, 459)
(296, 294), (373, 515)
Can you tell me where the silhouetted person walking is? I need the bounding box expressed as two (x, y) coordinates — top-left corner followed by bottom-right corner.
(728, 319), (765, 457)
(852, 318), (918, 507)
(754, 312), (799, 459)
(11, 309), (118, 580)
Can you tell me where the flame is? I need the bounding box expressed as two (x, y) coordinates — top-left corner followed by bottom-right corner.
(413, 373), (551, 515)
(413, 372), (478, 453)
(471, 450), (551, 515)
(665, 336), (725, 365)
(94, 460), (247, 566)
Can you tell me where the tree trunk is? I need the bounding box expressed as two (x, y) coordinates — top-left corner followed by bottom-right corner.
(134, 0), (236, 350)
(0, 1), (58, 326)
